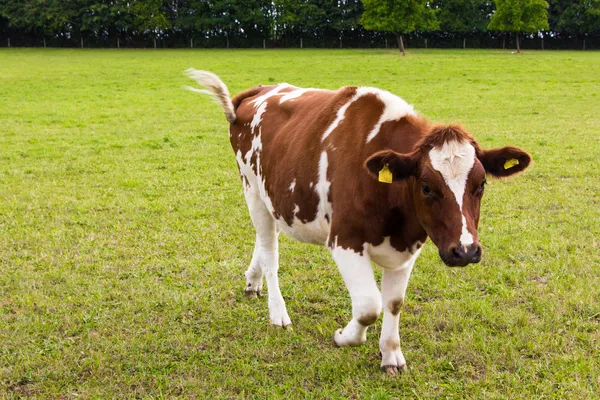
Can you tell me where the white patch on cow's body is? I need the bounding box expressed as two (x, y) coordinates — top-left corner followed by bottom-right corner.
(368, 237), (423, 269)
(276, 151), (332, 245)
(249, 83), (292, 134)
(322, 87), (415, 142)
(365, 91), (415, 143)
(289, 179), (296, 192)
(279, 88), (325, 103)
(251, 83), (292, 108)
(429, 140), (476, 246)
(293, 204), (300, 214)
(331, 244), (382, 347)
(250, 101), (268, 133)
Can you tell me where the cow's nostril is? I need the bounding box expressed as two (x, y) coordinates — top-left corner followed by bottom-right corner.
(473, 246), (482, 258)
(451, 246), (463, 259)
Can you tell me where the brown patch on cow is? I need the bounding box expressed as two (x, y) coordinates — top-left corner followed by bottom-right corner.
(231, 86), (265, 110)
(388, 298), (404, 315)
(415, 124), (478, 153)
(384, 337), (400, 351)
(357, 312), (379, 326)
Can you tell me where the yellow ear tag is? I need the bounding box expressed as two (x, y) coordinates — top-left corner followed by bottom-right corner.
(504, 158), (519, 170)
(378, 164), (393, 184)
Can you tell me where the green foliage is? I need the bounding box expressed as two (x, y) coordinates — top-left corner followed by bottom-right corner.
(489, 0), (550, 33)
(360, 0), (439, 35)
(0, 48), (599, 398)
(435, 0), (494, 33)
(131, 0), (170, 38)
(548, 0), (600, 34)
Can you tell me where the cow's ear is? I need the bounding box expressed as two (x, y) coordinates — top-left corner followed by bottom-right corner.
(365, 150), (419, 183)
(478, 146), (531, 177)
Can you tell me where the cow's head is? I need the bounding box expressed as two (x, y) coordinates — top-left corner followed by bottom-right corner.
(365, 125), (531, 267)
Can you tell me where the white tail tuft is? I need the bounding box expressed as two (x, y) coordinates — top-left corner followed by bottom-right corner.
(184, 69), (236, 123)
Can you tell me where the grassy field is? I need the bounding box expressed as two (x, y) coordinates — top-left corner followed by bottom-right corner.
(0, 48), (599, 399)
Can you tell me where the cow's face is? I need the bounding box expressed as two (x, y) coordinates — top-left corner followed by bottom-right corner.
(365, 126), (531, 267)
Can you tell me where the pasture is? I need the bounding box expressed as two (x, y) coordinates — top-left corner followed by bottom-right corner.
(0, 48), (599, 398)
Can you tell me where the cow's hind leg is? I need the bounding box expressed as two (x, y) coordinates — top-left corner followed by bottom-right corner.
(244, 238), (264, 298)
(243, 190), (291, 327)
(331, 245), (382, 346)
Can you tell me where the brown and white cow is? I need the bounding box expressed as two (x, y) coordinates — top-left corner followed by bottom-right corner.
(185, 69), (531, 375)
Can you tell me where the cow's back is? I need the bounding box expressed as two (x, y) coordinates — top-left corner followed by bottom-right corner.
(229, 84), (426, 247)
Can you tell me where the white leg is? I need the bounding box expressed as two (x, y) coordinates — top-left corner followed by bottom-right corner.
(244, 237), (263, 298)
(331, 246), (382, 346)
(379, 254), (418, 375)
(244, 189), (291, 327)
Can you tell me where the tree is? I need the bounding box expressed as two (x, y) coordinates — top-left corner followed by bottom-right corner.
(132, 0), (170, 48)
(488, 0), (549, 53)
(435, 0), (493, 48)
(360, 0), (439, 55)
(332, 0), (364, 48)
(549, 0), (600, 48)
(81, 1), (133, 47)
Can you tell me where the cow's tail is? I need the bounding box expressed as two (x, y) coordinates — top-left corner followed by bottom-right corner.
(184, 69), (236, 123)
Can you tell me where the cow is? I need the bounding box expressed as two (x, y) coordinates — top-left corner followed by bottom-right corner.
(184, 69), (531, 375)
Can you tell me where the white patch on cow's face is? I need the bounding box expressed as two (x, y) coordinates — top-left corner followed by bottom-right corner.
(365, 90), (415, 143)
(322, 87), (415, 143)
(289, 179), (296, 192)
(429, 140), (476, 246)
(279, 88), (325, 103)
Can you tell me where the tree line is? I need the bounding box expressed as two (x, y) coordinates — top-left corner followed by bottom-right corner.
(0, 0), (599, 51)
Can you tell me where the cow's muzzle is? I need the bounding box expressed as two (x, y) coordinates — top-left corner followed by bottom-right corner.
(440, 244), (482, 267)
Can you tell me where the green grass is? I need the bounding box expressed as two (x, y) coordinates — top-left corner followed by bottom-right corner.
(0, 48), (599, 399)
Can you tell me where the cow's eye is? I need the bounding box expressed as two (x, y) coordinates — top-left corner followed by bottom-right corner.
(422, 183), (432, 196)
(475, 179), (486, 195)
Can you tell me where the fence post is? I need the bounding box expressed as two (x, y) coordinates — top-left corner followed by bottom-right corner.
(300, 38), (303, 48)
(385, 38), (387, 48)
(583, 39), (586, 50)
(190, 38), (193, 48)
(7, 38), (10, 47)
(263, 39), (266, 49)
(425, 38), (428, 48)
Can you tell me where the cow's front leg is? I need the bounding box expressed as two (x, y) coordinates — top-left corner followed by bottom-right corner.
(331, 246), (382, 346)
(379, 264), (414, 375)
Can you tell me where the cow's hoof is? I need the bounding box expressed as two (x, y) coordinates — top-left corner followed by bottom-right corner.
(244, 289), (261, 299)
(269, 301), (292, 328)
(270, 317), (292, 329)
(381, 364), (407, 376)
(333, 328), (365, 347)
